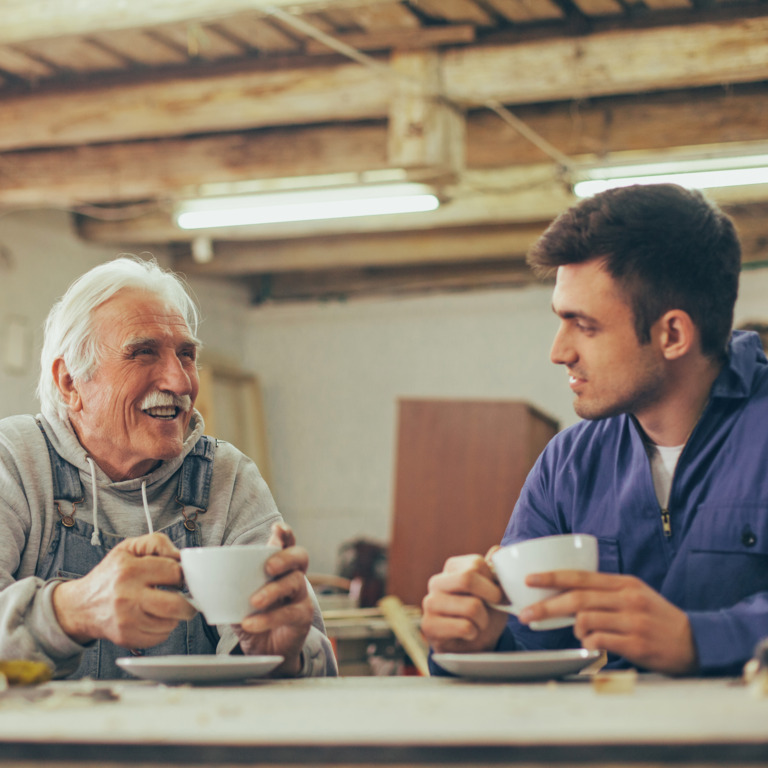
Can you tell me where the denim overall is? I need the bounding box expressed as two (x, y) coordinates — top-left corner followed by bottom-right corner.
(35, 425), (220, 679)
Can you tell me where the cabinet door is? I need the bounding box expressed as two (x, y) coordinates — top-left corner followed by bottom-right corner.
(387, 399), (558, 606)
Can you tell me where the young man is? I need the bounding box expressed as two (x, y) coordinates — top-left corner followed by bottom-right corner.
(0, 257), (337, 679)
(422, 184), (768, 676)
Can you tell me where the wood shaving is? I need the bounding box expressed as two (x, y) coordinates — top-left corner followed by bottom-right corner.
(592, 669), (638, 694)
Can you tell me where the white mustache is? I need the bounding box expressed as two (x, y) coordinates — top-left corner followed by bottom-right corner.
(139, 391), (192, 412)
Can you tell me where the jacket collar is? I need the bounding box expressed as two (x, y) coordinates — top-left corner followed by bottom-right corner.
(710, 330), (767, 400)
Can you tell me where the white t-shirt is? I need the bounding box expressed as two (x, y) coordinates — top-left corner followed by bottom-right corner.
(647, 442), (685, 509)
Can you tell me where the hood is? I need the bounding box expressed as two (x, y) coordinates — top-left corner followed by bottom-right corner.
(38, 405), (206, 492)
(711, 330), (768, 401)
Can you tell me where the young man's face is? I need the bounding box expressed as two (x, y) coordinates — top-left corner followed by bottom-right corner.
(64, 288), (200, 481)
(550, 258), (667, 422)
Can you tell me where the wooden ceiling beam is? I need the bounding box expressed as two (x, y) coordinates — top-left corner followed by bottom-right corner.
(0, 123), (390, 206)
(1, 84), (767, 210)
(74, 164), (576, 243)
(246, 260), (540, 303)
(171, 222), (548, 274)
(1, 17), (767, 153)
(0, 0), (398, 45)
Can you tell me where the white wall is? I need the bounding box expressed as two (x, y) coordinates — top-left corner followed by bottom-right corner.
(1, 210), (766, 577)
(0, 210), (249, 418)
(244, 269), (768, 574)
(0, 210), (121, 417)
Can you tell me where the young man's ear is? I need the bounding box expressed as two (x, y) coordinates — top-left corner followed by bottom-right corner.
(658, 310), (696, 361)
(52, 358), (83, 412)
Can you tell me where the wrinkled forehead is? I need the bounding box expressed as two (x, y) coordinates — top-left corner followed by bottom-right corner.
(92, 287), (200, 348)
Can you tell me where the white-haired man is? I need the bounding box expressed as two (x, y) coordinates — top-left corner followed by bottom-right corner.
(0, 257), (337, 679)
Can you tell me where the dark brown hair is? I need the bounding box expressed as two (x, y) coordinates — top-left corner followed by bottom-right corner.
(527, 184), (741, 361)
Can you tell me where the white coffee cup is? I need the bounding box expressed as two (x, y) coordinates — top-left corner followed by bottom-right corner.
(489, 533), (598, 630)
(180, 544), (280, 625)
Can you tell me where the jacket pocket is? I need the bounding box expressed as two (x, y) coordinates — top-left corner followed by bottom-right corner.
(685, 504), (768, 610)
(597, 537), (621, 574)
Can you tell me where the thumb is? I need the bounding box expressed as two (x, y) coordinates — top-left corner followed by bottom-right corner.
(268, 521), (296, 549)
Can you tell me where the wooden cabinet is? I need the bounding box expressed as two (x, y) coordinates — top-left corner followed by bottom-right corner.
(387, 399), (559, 607)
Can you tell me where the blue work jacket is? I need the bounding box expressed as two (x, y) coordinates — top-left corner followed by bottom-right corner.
(496, 331), (768, 675)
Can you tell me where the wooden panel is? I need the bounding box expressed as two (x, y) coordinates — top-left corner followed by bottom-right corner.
(485, 0), (564, 22)
(196, 361), (272, 486)
(304, 24), (475, 54)
(387, 399), (559, 606)
(0, 45), (56, 79)
(16, 36), (126, 72)
(643, 0), (692, 7)
(214, 15), (302, 54)
(90, 28), (190, 66)
(152, 21), (247, 59)
(413, 0), (495, 25)
(571, 0), (623, 15)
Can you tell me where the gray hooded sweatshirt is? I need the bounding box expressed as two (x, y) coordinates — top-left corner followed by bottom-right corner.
(0, 408), (336, 678)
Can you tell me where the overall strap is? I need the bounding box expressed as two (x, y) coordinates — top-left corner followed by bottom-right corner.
(36, 420), (84, 503)
(176, 435), (216, 511)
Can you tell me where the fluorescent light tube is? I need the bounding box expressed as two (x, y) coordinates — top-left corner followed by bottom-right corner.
(573, 154), (768, 198)
(175, 183), (440, 230)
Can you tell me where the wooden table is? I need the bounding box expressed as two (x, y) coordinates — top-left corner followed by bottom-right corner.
(1, 674), (767, 766)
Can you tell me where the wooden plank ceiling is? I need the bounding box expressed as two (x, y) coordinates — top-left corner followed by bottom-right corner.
(1, 0), (768, 301)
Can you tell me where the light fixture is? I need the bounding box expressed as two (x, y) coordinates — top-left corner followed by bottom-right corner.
(573, 153), (768, 198)
(175, 182), (440, 230)
(191, 236), (214, 264)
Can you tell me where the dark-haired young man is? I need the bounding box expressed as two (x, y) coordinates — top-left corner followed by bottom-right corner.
(422, 184), (768, 676)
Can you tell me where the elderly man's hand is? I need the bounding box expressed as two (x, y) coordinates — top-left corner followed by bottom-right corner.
(52, 532), (196, 648)
(420, 552), (510, 654)
(519, 570), (698, 675)
(233, 523), (314, 676)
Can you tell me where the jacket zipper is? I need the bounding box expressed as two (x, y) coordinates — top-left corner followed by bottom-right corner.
(660, 507), (672, 538)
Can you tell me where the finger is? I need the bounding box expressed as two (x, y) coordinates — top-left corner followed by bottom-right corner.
(572, 606), (634, 638)
(240, 597), (313, 635)
(525, 570), (625, 590)
(423, 590), (493, 630)
(484, 545), (502, 575)
(119, 532), (181, 560)
(131, 555), (187, 588)
(519, 583), (630, 626)
(427, 568), (504, 606)
(265, 545), (309, 579)
(443, 554), (490, 576)
(143, 589), (198, 621)
(421, 613), (483, 643)
(124, 620), (182, 648)
(250, 570), (308, 612)
(268, 522), (296, 549)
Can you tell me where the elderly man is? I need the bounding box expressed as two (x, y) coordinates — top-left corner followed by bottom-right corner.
(0, 257), (337, 679)
(422, 184), (768, 677)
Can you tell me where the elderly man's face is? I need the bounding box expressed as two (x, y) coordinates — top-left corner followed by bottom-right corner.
(66, 288), (200, 481)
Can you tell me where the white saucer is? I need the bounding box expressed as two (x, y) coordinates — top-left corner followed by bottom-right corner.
(433, 649), (602, 681)
(116, 654), (284, 683)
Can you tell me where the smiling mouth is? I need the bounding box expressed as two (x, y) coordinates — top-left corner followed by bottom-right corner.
(143, 406), (182, 420)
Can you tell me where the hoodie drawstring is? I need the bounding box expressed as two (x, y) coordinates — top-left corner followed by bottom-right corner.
(85, 460), (154, 547)
(141, 481), (154, 535)
(85, 457), (101, 547)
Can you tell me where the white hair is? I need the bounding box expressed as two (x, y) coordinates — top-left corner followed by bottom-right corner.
(38, 256), (201, 420)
